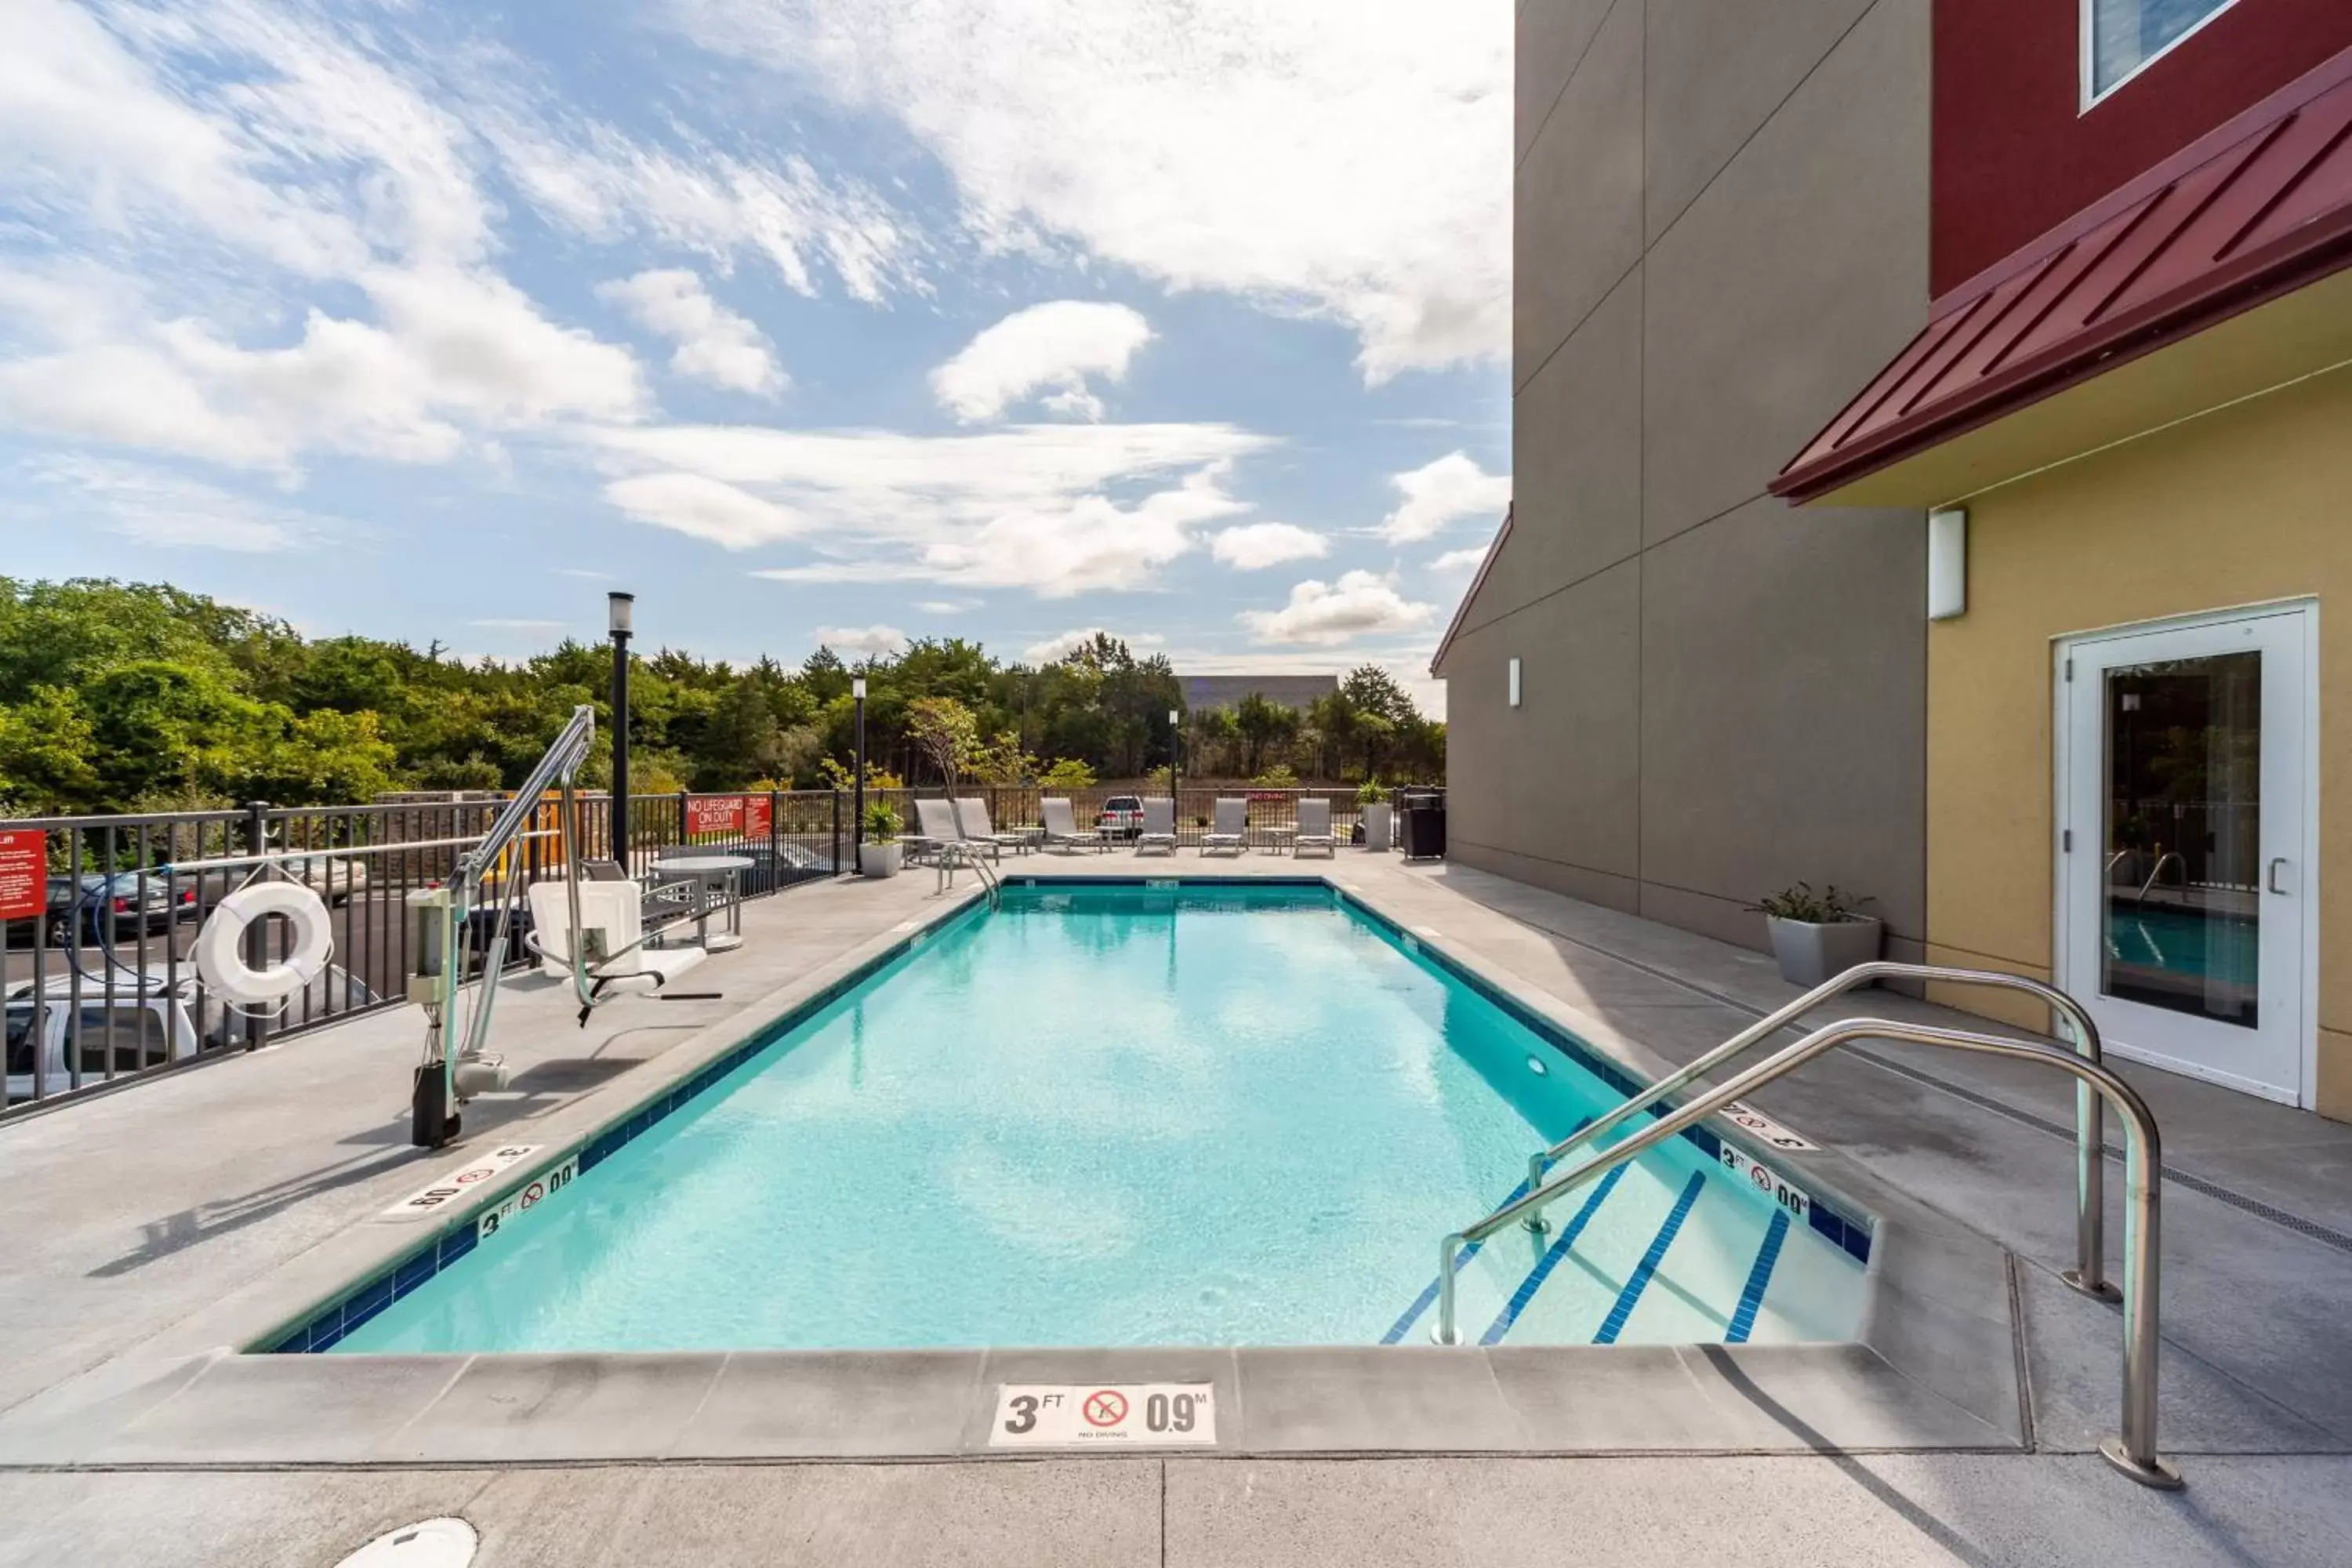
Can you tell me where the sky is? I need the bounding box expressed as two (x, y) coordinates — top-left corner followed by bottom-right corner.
(0, 0), (1512, 717)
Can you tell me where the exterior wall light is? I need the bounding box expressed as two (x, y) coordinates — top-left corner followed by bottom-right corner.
(1508, 657), (1523, 708)
(1928, 508), (1968, 620)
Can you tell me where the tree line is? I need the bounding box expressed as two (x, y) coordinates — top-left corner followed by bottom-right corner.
(0, 579), (1443, 817)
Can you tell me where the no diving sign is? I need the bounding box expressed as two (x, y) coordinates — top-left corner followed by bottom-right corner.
(989, 1384), (1216, 1447)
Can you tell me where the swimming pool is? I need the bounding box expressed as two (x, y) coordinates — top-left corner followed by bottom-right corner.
(321, 881), (1867, 1354)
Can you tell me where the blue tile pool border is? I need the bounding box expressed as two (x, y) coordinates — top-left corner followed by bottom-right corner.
(260, 895), (996, 1355)
(1323, 883), (1876, 1267)
(263, 873), (1869, 1354)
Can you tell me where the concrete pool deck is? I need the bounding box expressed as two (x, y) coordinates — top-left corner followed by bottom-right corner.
(2, 851), (2349, 1564)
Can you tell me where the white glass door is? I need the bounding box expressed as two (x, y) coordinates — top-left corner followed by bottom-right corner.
(2057, 606), (2310, 1103)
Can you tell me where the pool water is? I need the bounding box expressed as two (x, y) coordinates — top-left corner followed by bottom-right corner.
(338, 883), (1865, 1353)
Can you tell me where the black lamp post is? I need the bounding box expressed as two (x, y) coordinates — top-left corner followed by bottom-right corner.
(852, 674), (868, 873)
(1168, 706), (1181, 813)
(608, 592), (633, 867)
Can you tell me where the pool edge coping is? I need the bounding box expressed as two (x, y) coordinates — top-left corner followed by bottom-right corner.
(0, 869), (2031, 1465)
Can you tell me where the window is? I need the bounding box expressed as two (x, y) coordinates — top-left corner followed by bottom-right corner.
(2085, 0), (2236, 104)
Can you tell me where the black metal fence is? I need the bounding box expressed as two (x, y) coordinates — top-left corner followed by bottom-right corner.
(0, 782), (1424, 1116)
(0, 790), (848, 1117)
(873, 785), (1414, 853)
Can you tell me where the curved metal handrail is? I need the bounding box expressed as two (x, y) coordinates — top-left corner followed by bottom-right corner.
(1518, 961), (2117, 1301)
(1434, 1016), (2180, 1490)
(2136, 851), (2186, 906)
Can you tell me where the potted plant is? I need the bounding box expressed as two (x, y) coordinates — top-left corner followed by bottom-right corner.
(1748, 883), (1880, 986)
(1356, 779), (1392, 851)
(860, 802), (903, 879)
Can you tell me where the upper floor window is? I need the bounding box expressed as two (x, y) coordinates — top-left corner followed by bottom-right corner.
(2085, 0), (2238, 104)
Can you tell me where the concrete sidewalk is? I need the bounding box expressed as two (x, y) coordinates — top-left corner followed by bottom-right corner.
(2, 850), (2347, 1565)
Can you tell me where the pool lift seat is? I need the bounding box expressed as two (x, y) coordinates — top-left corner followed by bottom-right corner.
(407, 704), (724, 1149)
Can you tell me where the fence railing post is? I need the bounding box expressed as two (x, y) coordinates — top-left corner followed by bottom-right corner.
(241, 800), (271, 1052)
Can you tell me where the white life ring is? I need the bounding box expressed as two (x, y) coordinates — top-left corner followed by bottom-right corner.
(194, 880), (335, 1006)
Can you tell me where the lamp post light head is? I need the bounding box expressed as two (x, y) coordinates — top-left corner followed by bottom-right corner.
(852, 677), (867, 701)
(607, 591), (634, 637)
(1168, 709), (1179, 726)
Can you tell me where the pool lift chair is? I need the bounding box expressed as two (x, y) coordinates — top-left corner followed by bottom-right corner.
(407, 704), (719, 1149)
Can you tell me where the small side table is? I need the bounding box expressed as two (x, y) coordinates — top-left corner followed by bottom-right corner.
(653, 854), (753, 952)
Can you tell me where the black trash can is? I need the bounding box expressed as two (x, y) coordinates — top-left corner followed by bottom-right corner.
(1399, 789), (1446, 860)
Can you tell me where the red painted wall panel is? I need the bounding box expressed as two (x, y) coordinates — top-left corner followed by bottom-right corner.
(1933, 1), (2352, 297)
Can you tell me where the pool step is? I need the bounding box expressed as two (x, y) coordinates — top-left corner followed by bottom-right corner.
(1381, 1156), (1846, 1347)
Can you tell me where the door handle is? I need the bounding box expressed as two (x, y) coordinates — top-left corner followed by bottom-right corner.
(2268, 858), (2289, 895)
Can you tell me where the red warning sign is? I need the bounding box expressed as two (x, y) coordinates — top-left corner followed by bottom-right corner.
(745, 795), (773, 839)
(0, 830), (45, 921)
(1083, 1389), (1128, 1428)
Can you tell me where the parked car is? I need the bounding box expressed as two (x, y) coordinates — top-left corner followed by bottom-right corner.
(4, 974), (203, 1101)
(278, 854), (369, 907)
(4, 873), (196, 946)
(1097, 795), (1145, 841)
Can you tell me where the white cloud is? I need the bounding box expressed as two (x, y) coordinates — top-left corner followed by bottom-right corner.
(595, 420), (1273, 596)
(604, 471), (808, 549)
(20, 455), (333, 553)
(675, 0), (1510, 380)
(1210, 522), (1329, 571)
(814, 624), (909, 657)
(1380, 451), (1510, 543)
(1241, 570), (1435, 646)
(599, 269), (784, 395)
(1022, 627), (1166, 664)
(471, 619), (566, 631)
(1432, 545), (1487, 572)
(931, 301), (1153, 423)
(915, 599), (975, 615)
(0, 267), (644, 469)
(477, 107), (922, 306)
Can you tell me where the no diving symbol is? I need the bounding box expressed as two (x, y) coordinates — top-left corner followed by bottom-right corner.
(1083, 1390), (1127, 1428)
(518, 1181), (546, 1209)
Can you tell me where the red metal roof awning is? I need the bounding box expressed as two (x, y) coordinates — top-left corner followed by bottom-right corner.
(1773, 45), (2352, 506)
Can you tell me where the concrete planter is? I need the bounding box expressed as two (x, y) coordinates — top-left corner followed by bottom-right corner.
(859, 841), (902, 880)
(1359, 802), (1392, 851)
(1765, 913), (1882, 987)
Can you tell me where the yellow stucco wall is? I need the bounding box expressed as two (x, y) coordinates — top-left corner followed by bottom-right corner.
(1925, 361), (2350, 1119)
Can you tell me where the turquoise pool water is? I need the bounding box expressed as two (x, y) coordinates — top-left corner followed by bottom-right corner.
(336, 883), (1865, 1352)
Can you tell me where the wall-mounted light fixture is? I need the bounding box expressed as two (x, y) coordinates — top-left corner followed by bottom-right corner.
(1508, 657), (1523, 708)
(1928, 507), (1967, 621)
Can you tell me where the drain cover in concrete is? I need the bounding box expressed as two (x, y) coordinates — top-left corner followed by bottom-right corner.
(335, 1518), (478, 1568)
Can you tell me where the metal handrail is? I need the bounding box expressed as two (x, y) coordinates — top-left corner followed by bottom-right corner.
(1433, 1016), (2180, 1490)
(1517, 961), (2117, 1301)
(2136, 851), (2186, 906)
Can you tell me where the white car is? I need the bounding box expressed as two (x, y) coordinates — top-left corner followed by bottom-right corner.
(4, 974), (203, 1102)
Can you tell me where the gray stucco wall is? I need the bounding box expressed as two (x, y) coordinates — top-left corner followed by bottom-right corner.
(1441, 0), (1930, 956)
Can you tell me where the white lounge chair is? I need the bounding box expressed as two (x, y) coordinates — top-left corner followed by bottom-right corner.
(1040, 797), (1109, 853)
(1294, 797), (1338, 857)
(1137, 797), (1178, 855)
(954, 796), (1028, 857)
(1201, 797), (1247, 855)
(915, 797), (995, 863)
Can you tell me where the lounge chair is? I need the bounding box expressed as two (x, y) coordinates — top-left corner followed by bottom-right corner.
(913, 797), (993, 865)
(1137, 797), (1178, 855)
(954, 796), (1029, 857)
(1294, 797), (1338, 858)
(1201, 797), (1247, 855)
(1040, 797), (1109, 854)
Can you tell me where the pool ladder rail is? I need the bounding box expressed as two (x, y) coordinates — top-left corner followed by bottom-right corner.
(934, 842), (1001, 909)
(1430, 963), (2183, 1491)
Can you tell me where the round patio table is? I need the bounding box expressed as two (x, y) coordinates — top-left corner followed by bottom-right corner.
(652, 854), (754, 952)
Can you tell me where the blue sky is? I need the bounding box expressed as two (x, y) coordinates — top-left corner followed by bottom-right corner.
(0, 0), (1512, 713)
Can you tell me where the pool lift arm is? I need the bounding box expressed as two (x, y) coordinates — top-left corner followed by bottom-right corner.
(411, 703), (604, 1148)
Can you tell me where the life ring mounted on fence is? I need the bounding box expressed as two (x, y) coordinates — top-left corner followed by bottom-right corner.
(194, 880), (336, 1007)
